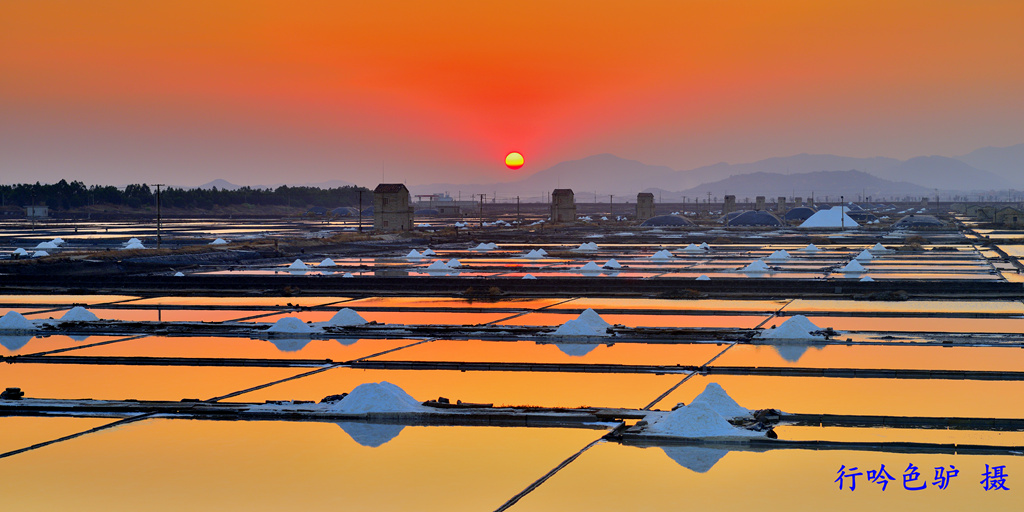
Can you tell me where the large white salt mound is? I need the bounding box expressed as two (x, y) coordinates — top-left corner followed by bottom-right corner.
(579, 261), (602, 272)
(126, 237), (142, 244)
(123, 241), (145, 250)
(288, 259), (308, 269)
(422, 248), (436, 256)
(854, 249), (873, 261)
(267, 316), (315, 334)
(471, 242), (498, 251)
(840, 259), (866, 273)
(798, 207), (860, 229)
(689, 382), (752, 419)
(603, 259), (622, 269)
(537, 249), (548, 256)
(323, 308), (367, 326)
(681, 243), (703, 253)
(51, 237), (65, 245)
(766, 250), (791, 261)
(13, 248), (28, 256)
(319, 258), (337, 267)
(578, 308), (611, 330)
(32, 251), (49, 258)
(60, 306), (99, 322)
(0, 311), (35, 332)
(798, 243), (821, 253)
(522, 273), (537, 279)
(644, 402), (761, 438)
(405, 249), (423, 259)
(553, 309), (611, 337)
(651, 249), (674, 260)
(742, 259), (770, 272)
(757, 314), (826, 341)
(35, 241), (58, 249)
(426, 260), (450, 271)
(327, 381), (424, 414)
(210, 238), (228, 245)
(695, 275), (711, 281)
(446, 258), (462, 268)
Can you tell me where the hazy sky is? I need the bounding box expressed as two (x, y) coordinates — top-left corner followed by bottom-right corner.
(2, 1), (1022, 188)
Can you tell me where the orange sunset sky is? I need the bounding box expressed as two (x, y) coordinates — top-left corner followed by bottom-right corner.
(1, 1), (1021, 187)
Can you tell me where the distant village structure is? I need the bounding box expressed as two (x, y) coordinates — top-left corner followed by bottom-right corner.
(550, 189), (576, 223)
(373, 183), (414, 232)
(25, 205), (48, 218)
(636, 192), (655, 221)
(723, 195), (736, 216)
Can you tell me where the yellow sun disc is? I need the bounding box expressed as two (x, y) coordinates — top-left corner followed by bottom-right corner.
(505, 152), (524, 169)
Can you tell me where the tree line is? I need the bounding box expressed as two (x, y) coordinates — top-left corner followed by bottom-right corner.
(0, 180), (371, 210)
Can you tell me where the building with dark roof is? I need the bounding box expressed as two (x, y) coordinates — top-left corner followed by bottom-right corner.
(725, 210), (783, 227)
(640, 214), (694, 227)
(551, 189), (576, 223)
(373, 183), (414, 232)
(892, 214), (945, 229)
(636, 192), (655, 221)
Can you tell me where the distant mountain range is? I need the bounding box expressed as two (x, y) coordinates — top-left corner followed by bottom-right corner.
(198, 179), (356, 190)
(646, 170), (929, 202)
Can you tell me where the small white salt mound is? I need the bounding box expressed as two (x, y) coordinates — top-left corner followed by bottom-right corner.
(522, 249), (545, 259)
(416, 223), (432, 228)
(840, 259), (866, 273)
(695, 275), (711, 281)
(342, 273), (355, 278)
(522, 273), (537, 279)
(422, 248), (436, 256)
(603, 259), (622, 269)
(742, 259), (770, 272)
(13, 248), (28, 256)
(0, 311), (35, 332)
(426, 260), (451, 271)
(126, 237), (142, 244)
(288, 259), (308, 270)
(210, 238), (228, 245)
(60, 306), (99, 322)
(600, 216), (608, 221)
(319, 258), (337, 267)
(854, 249), (873, 261)
(35, 241), (59, 249)
(644, 402), (761, 438)
(651, 249), (674, 260)
(757, 314), (826, 341)
(579, 261), (603, 272)
(471, 242), (498, 251)
(51, 237), (65, 246)
(799, 243), (821, 253)
(699, 242), (710, 250)
(572, 242), (599, 252)
(446, 258), (462, 268)
(860, 276), (875, 282)
(323, 308), (367, 326)
(174, 272), (185, 277)
(680, 243), (703, 253)
(454, 221), (467, 228)
(327, 381), (423, 414)
(123, 241), (145, 250)
(405, 249), (423, 259)
(33, 250), (50, 258)
(798, 207), (860, 229)
(537, 249), (548, 256)
(766, 250), (791, 261)
(689, 382), (752, 419)
(267, 316), (315, 334)
(869, 243), (889, 253)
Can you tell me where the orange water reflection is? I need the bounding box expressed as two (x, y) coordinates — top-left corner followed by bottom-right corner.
(497, 312), (767, 329)
(717, 344), (1024, 371)
(776, 425), (1024, 447)
(370, 339), (725, 366)
(0, 416), (112, 454)
(804, 316), (1024, 333)
(260, 310), (510, 326)
(0, 335), (121, 356)
(64, 336), (416, 360)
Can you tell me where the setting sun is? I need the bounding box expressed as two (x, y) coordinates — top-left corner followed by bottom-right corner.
(505, 152), (524, 169)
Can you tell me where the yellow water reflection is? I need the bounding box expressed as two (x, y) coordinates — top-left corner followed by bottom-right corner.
(776, 425), (1024, 447)
(129, 296), (347, 307)
(371, 339), (725, 366)
(717, 345), (1024, 371)
(788, 299), (1024, 315)
(0, 416), (112, 454)
(64, 336), (415, 361)
(804, 316), (1024, 333)
(498, 312), (767, 329)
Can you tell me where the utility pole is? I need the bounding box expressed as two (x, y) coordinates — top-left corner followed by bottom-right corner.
(609, 194), (613, 219)
(840, 195), (845, 231)
(478, 194), (486, 227)
(516, 196), (521, 227)
(154, 184), (165, 249)
(358, 190), (363, 232)
(707, 191), (712, 215)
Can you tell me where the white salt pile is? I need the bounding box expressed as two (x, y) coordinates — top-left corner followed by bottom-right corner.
(536, 249), (548, 256)
(854, 249), (873, 261)
(288, 259), (308, 270)
(126, 237), (142, 244)
(32, 251), (49, 258)
(174, 272), (185, 277)
(123, 241), (145, 250)
(742, 259), (770, 272)
(860, 276), (875, 282)
(699, 242), (710, 250)
(35, 241), (59, 249)
(798, 207), (860, 229)
(650, 249), (674, 260)
(342, 273), (355, 278)
(405, 249), (423, 259)
(572, 242), (599, 252)
(840, 259), (866, 273)
(552, 308), (612, 336)
(267, 317), (316, 334)
(319, 258), (337, 267)
(643, 402), (761, 438)
(603, 259), (622, 269)
(579, 261), (603, 272)
(323, 308), (367, 326)
(13, 248), (28, 256)
(689, 382), (752, 419)
(522, 249), (546, 259)
(756, 314), (826, 341)
(471, 242), (498, 251)
(680, 243), (704, 253)
(60, 306), (99, 322)
(454, 221), (467, 228)
(446, 258), (462, 268)
(210, 238), (228, 245)
(51, 237), (65, 246)
(326, 381), (424, 414)
(798, 243), (821, 253)
(695, 275), (711, 281)
(426, 260), (451, 271)
(766, 249), (791, 261)
(522, 274), (537, 279)
(422, 248), (436, 256)
(0, 311), (35, 332)
(869, 243), (889, 254)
